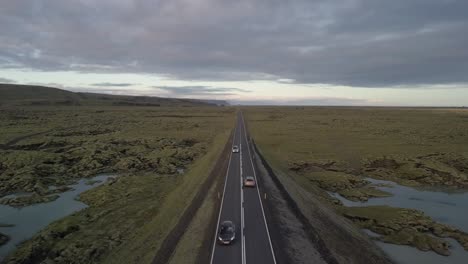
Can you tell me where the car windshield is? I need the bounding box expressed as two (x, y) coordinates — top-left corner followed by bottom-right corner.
(220, 225), (234, 234)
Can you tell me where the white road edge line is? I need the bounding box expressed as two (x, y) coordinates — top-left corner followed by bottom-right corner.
(240, 141), (246, 264)
(210, 122), (237, 264)
(241, 112), (278, 264)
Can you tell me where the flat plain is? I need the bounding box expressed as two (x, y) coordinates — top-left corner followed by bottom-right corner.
(0, 104), (234, 263)
(244, 106), (468, 256)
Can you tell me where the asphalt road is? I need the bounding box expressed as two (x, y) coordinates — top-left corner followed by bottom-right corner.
(211, 112), (276, 264)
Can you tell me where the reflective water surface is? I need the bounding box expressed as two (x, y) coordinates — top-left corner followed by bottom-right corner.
(331, 178), (468, 264)
(0, 174), (114, 260)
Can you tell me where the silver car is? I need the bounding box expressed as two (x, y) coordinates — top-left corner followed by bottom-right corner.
(232, 145), (239, 153)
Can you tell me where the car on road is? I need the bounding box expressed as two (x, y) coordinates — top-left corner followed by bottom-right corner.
(232, 145), (239, 153)
(244, 176), (256, 187)
(218, 221), (236, 245)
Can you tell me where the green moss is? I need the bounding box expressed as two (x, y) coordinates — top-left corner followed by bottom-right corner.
(0, 106), (235, 200)
(337, 187), (391, 202)
(340, 206), (468, 256)
(0, 232), (10, 247)
(244, 106), (468, 255)
(1, 106), (235, 263)
(303, 171), (368, 192)
(383, 229), (450, 256)
(0, 194), (60, 207)
(245, 107), (468, 188)
(168, 167), (218, 264)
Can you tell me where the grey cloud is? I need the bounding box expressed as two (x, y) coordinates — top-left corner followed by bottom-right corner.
(156, 86), (251, 96)
(1, 0), (468, 87)
(91, 82), (136, 87)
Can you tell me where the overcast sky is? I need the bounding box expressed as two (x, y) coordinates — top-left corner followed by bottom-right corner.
(1, 0), (467, 106)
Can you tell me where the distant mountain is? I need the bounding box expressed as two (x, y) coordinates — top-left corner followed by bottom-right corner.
(197, 99), (230, 106)
(0, 84), (218, 107)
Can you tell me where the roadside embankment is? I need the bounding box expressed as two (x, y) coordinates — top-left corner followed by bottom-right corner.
(155, 129), (233, 264)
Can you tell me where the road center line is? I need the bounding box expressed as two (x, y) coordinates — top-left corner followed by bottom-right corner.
(240, 129), (246, 264)
(241, 112), (277, 264)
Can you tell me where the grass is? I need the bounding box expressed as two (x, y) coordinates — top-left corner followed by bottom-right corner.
(0, 106), (233, 199)
(244, 106), (468, 188)
(244, 106), (468, 255)
(168, 171), (219, 264)
(337, 187), (391, 202)
(102, 131), (230, 264)
(1, 105), (235, 263)
(339, 205), (468, 256)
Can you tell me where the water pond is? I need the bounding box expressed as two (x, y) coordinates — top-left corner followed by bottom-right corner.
(0, 174), (114, 260)
(330, 178), (468, 264)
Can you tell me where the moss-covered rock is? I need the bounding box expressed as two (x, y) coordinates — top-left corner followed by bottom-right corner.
(85, 179), (101, 185)
(362, 155), (468, 188)
(0, 105), (234, 262)
(338, 186), (392, 202)
(0, 194), (60, 207)
(0, 137), (201, 204)
(303, 171), (368, 192)
(0, 232), (10, 247)
(340, 205), (468, 256)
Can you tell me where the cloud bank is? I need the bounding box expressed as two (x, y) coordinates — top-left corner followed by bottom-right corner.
(1, 0), (467, 88)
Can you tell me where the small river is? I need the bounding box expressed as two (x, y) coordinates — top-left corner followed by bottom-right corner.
(330, 178), (468, 264)
(0, 174), (114, 260)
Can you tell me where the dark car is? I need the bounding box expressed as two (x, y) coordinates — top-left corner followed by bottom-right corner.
(218, 221), (236, 245)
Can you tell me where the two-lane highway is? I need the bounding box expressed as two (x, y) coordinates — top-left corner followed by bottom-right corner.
(240, 113), (276, 264)
(211, 112), (276, 264)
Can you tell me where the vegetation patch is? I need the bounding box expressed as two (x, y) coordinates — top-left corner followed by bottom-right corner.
(0, 106), (233, 206)
(362, 155), (468, 188)
(340, 206), (468, 256)
(337, 187), (391, 202)
(302, 171), (368, 192)
(1, 104), (234, 263)
(0, 233), (9, 247)
(244, 106), (468, 256)
(0, 194), (60, 207)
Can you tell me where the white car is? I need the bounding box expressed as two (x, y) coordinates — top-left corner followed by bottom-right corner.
(232, 145), (239, 153)
(244, 176), (256, 187)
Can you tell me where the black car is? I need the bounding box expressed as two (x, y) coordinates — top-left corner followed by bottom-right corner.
(218, 221), (236, 245)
